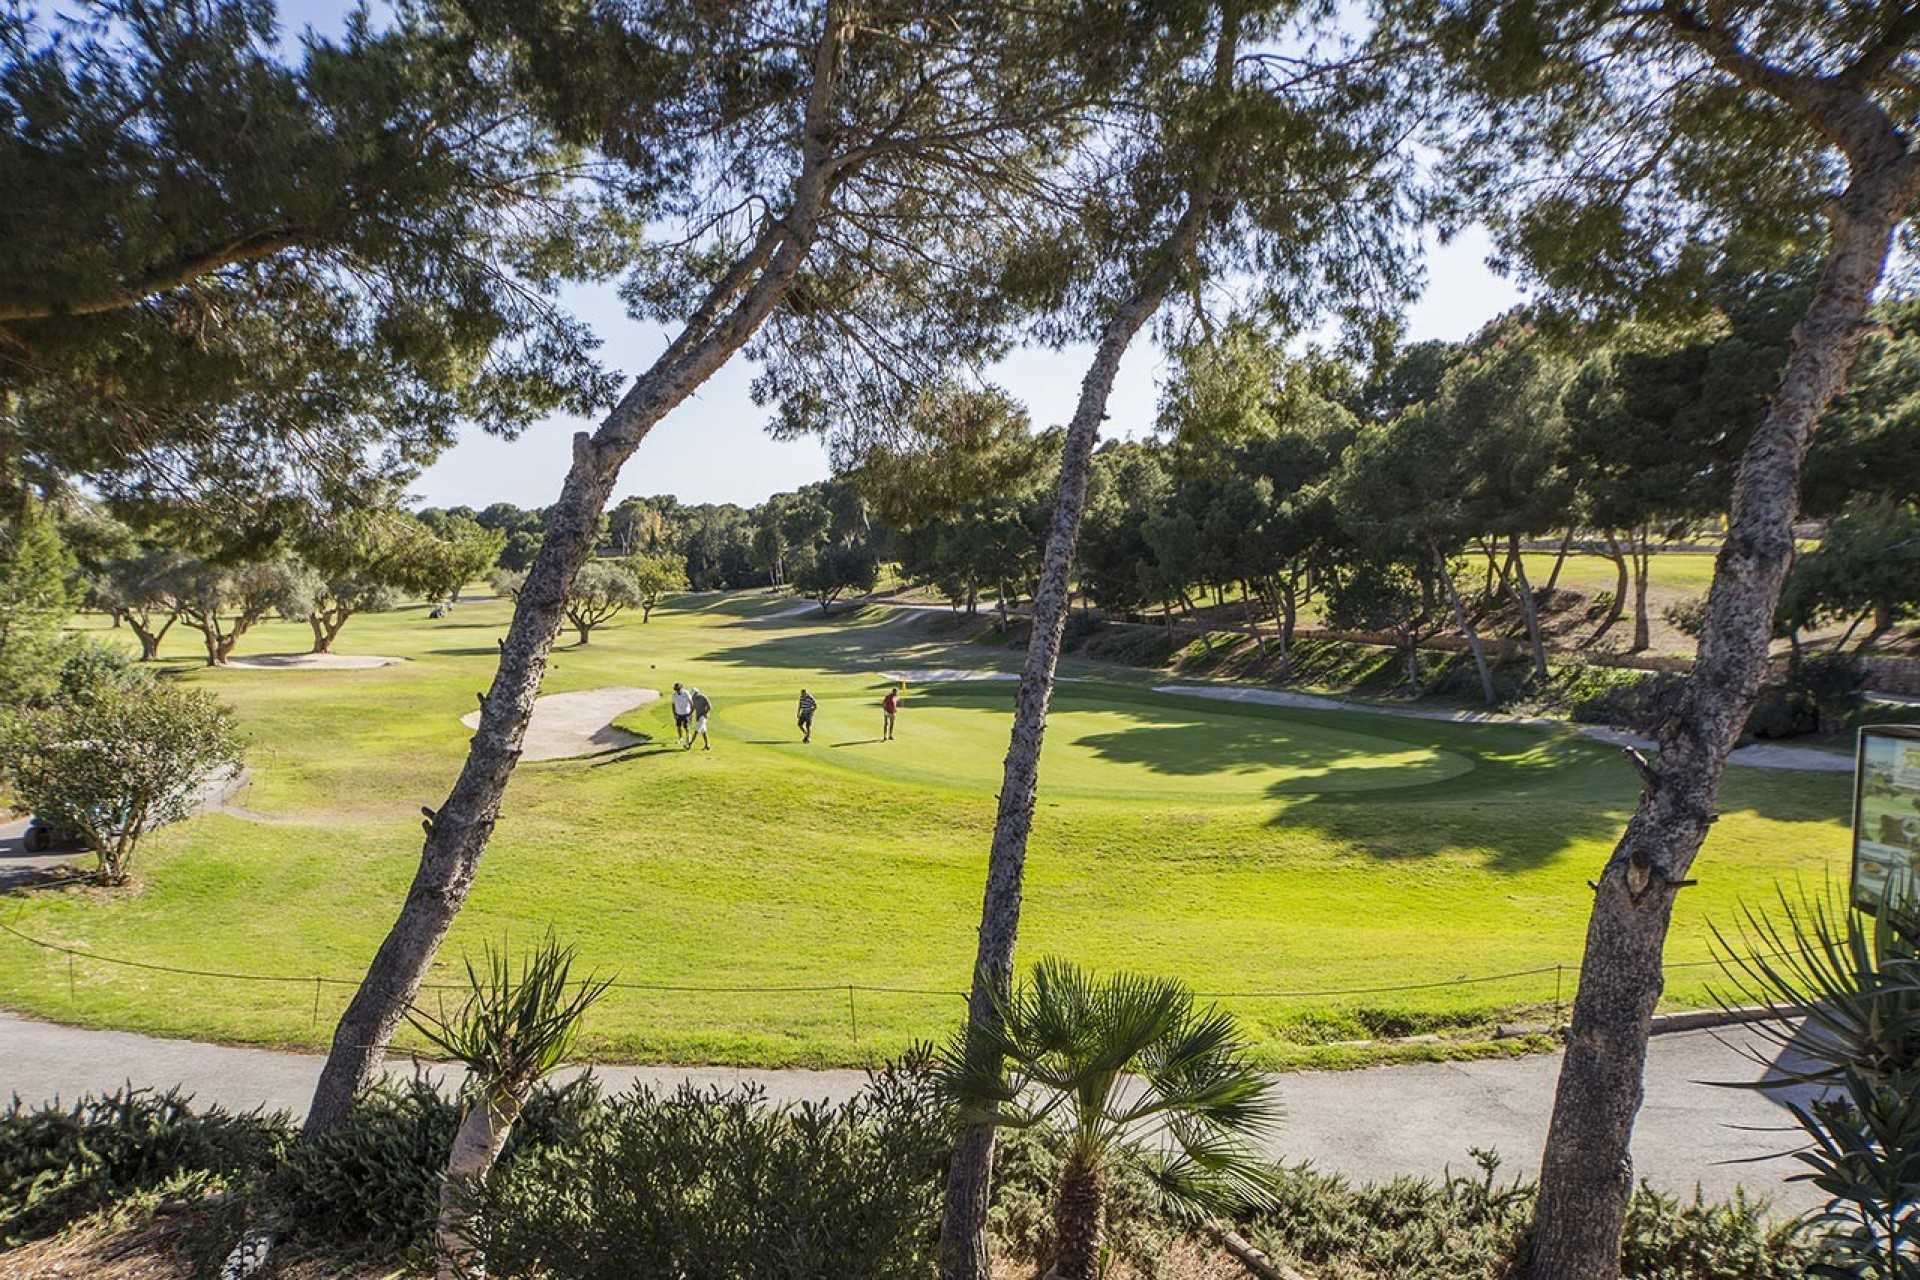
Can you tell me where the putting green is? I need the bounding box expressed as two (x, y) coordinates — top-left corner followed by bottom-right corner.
(729, 684), (1474, 800)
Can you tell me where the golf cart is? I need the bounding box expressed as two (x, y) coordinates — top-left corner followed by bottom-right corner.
(21, 816), (85, 853)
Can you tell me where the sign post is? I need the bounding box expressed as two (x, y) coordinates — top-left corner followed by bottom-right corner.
(1852, 724), (1920, 916)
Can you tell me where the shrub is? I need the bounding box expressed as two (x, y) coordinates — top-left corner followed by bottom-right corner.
(988, 1126), (1189, 1280)
(269, 1073), (597, 1264)
(0, 1087), (288, 1246)
(1663, 594), (1710, 640)
(1569, 669), (1688, 734)
(1246, 1151), (1811, 1279)
(0, 655), (244, 884)
(470, 1057), (948, 1280)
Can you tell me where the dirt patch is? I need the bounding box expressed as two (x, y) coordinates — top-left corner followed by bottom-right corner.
(462, 686), (659, 760)
(0, 1216), (394, 1280)
(223, 653), (404, 670)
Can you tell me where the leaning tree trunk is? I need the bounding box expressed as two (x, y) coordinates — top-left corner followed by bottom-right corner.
(1048, 1151), (1109, 1280)
(1545, 525), (1575, 593)
(302, 34), (843, 1135)
(1433, 537), (1497, 706)
(1590, 532), (1629, 644)
(1528, 147), (1920, 1280)
(937, 186), (1219, 1280)
(1512, 535), (1549, 681)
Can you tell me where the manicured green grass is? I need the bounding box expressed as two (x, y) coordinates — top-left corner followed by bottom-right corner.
(0, 592), (1850, 1068)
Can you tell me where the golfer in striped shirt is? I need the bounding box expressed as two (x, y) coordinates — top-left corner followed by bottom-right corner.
(796, 688), (818, 743)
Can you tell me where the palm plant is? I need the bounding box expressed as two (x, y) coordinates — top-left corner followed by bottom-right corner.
(408, 932), (610, 1280)
(1711, 886), (1920, 1278)
(938, 958), (1280, 1280)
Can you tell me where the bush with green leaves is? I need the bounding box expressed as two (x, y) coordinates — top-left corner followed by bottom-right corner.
(0, 1086), (289, 1246)
(1568, 669), (1688, 734)
(267, 1073), (598, 1265)
(0, 649), (243, 884)
(1244, 1150), (1810, 1280)
(470, 1056), (948, 1280)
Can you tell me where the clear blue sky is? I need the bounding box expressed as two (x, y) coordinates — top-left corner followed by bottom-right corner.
(278, 0), (1524, 511)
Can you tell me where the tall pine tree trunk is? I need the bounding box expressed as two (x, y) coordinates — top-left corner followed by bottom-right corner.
(1545, 525), (1575, 592)
(1528, 140), (1920, 1280)
(302, 29), (845, 1135)
(937, 162), (1225, 1280)
(1433, 537), (1496, 706)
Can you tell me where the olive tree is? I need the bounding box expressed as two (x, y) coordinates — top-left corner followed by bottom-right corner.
(170, 559), (307, 666)
(563, 560), (643, 645)
(623, 552), (688, 623)
(0, 655), (242, 885)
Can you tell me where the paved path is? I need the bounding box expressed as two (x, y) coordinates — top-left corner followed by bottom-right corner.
(0, 1012), (1822, 1215)
(460, 686), (658, 760)
(1153, 684), (1855, 772)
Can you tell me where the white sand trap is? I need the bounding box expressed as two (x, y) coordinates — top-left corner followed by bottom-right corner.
(226, 653), (405, 670)
(881, 667), (1019, 684)
(1152, 683), (1854, 772)
(463, 686), (659, 761)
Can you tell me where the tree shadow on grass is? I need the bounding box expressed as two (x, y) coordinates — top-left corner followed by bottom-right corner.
(1071, 716), (1462, 788)
(586, 742), (683, 767)
(693, 617), (1007, 679)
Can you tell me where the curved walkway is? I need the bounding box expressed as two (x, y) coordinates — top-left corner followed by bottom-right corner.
(0, 1011), (1820, 1214)
(1153, 684), (1854, 772)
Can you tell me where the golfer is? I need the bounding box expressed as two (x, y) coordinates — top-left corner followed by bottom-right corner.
(689, 686), (712, 751)
(881, 684), (900, 740)
(670, 682), (693, 747)
(797, 688), (818, 743)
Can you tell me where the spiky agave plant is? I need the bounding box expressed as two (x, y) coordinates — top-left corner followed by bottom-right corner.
(1711, 886), (1920, 1279)
(408, 931), (610, 1280)
(938, 958), (1280, 1280)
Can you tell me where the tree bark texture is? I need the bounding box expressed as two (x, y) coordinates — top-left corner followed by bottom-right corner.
(937, 186), (1220, 1280)
(1528, 148), (1920, 1280)
(1545, 525), (1574, 593)
(435, 1090), (516, 1280)
(1629, 530), (1652, 653)
(303, 19), (846, 1137)
(1048, 1151), (1108, 1280)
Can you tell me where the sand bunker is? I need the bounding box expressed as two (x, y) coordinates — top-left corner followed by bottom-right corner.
(880, 668), (1019, 684)
(462, 686), (659, 761)
(226, 653), (405, 670)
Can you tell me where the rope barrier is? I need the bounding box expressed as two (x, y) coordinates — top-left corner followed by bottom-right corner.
(0, 919), (1794, 1006)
